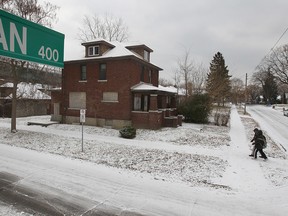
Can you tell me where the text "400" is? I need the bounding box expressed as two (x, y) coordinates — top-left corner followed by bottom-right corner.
(38, 46), (59, 62)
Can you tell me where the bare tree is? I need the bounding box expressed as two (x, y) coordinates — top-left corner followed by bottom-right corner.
(177, 49), (194, 98)
(191, 63), (208, 94)
(266, 44), (288, 85)
(2, 0), (58, 27)
(158, 78), (173, 87)
(78, 13), (129, 42)
(230, 78), (244, 105)
(0, 0), (59, 132)
(278, 82), (288, 103)
(246, 84), (262, 104)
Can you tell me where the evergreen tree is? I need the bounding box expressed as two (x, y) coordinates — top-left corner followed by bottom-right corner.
(263, 70), (278, 104)
(206, 52), (231, 105)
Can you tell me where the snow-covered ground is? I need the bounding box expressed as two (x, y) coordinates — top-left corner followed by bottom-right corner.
(0, 105), (288, 215)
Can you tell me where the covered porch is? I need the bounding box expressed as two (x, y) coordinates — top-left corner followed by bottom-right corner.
(131, 83), (182, 129)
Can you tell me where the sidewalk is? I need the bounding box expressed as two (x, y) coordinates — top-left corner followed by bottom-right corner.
(216, 105), (270, 192)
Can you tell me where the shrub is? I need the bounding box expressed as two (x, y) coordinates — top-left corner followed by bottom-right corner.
(178, 94), (212, 123)
(213, 107), (230, 126)
(119, 126), (136, 139)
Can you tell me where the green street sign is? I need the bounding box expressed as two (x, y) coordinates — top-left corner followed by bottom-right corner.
(0, 9), (64, 68)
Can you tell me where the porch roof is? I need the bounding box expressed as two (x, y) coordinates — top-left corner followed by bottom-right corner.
(131, 83), (177, 95)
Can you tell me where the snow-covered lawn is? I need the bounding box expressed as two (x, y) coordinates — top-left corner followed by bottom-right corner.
(0, 107), (287, 189)
(0, 116), (230, 189)
(0, 105), (288, 215)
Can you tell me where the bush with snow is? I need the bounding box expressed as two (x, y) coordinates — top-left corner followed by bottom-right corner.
(119, 126), (136, 139)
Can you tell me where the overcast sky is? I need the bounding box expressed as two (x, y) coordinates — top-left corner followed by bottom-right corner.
(44, 0), (288, 83)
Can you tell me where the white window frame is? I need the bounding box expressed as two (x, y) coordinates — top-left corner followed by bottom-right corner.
(88, 46), (99, 56)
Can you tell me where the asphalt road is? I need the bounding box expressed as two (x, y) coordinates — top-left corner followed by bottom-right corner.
(0, 145), (146, 216)
(0, 171), (145, 216)
(247, 105), (288, 153)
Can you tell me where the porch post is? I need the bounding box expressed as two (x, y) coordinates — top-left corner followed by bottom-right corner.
(149, 94), (158, 110)
(149, 94), (162, 129)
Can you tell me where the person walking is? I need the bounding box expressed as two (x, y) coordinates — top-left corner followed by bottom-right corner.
(249, 128), (258, 157)
(253, 130), (268, 160)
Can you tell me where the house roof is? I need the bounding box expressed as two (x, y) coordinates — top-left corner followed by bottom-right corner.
(81, 39), (115, 48)
(124, 43), (153, 52)
(65, 39), (162, 70)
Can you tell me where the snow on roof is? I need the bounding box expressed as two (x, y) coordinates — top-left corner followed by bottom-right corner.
(0, 82), (13, 88)
(49, 87), (62, 91)
(2, 82), (51, 100)
(131, 82), (159, 91)
(66, 39), (162, 70)
(158, 85), (178, 94)
(131, 83), (178, 94)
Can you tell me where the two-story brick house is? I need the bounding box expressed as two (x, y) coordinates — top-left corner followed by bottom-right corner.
(51, 39), (182, 129)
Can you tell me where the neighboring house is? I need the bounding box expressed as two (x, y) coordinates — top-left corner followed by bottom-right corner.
(51, 39), (182, 129)
(0, 82), (51, 117)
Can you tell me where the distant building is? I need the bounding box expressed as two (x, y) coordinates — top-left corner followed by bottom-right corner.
(0, 82), (51, 117)
(51, 39), (182, 129)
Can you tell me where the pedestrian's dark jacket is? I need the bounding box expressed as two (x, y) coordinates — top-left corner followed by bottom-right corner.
(250, 128), (259, 143)
(255, 130), (266, 149)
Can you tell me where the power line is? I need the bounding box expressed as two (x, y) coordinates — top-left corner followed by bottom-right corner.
(255, 26), (288, 71)
(270, 27), (288, 51)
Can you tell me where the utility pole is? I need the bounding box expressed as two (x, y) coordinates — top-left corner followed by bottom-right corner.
(244, 73), (247, 114)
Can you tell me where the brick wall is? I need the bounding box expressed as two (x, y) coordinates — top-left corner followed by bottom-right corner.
(62, 57), (160, 128)
(131, 111), (149, 128)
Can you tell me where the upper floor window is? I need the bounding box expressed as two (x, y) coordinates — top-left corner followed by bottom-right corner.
(140, 66), (145, 82)
(88, 46), (99, 56)
(99, 63), (107, 80)
(149, 70), (152, 83)
(80, 65), (86, 80)
(144, 50), (149, 61)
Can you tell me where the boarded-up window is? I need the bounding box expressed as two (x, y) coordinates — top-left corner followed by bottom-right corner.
(69, 92), (86, 109)
(102, 92), (118, 102)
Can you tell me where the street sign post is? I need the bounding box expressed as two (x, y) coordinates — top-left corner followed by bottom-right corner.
(0, 9), (64, 68)
(80, 109), (86, 123)
(80, 109), (86, 152)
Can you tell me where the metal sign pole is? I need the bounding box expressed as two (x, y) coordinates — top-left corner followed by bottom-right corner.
(81, 122), (84, 152)
(80, 109), (86, 152)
